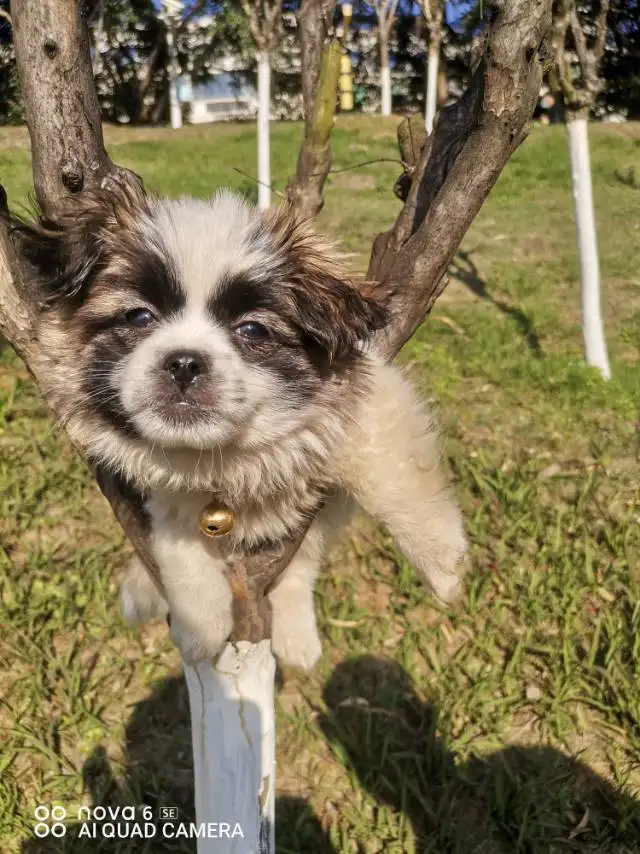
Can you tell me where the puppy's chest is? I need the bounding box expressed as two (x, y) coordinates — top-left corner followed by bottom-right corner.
(146, 482), (323, 558)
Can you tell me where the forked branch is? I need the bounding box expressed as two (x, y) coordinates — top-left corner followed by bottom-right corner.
(241, 0), (283, 54)
(550, 0), (610, 115)
(372, 0), (400, 40)
(0, 0), (553, 644)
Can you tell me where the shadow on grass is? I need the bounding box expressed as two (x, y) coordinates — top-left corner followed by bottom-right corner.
(319, 656), (640, 854)
(21, 657), (640, 853)
(449, 249), (543, 356)
(20, 675), (333, 854)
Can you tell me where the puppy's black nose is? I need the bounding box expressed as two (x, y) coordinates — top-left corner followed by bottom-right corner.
(163, 351), (207, 390)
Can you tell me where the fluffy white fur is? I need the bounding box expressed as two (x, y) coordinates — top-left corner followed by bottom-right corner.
(122, 354), (467, 667)
(25, 188), (468, 668)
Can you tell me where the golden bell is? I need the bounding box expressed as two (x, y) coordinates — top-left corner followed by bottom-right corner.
(199, 502), (235, 538)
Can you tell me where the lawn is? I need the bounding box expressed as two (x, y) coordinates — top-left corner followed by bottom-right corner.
(0, 115), (639, 853)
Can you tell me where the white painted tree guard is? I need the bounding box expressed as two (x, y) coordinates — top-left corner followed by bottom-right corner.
(257, 51), (272, 211)
(164, 14), (183, 131)
(425, 44), (439, 134)
(566, 117), (611, 379)
(381, 64), (392, 117)
(184, 641), (276, 854)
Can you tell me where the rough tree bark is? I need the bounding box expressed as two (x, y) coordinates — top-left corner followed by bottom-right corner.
(241, 0), (284, 210)
(11, 0), (113, 217)
(372, 0), (399, 116)
(1, 0), (553, 850)
(551, 0), (611, 379)
(285, 0), (340, 220)
(419, 0), (445, 133)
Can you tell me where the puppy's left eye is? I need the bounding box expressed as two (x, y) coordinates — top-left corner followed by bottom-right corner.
(234, 321), (270, 340)
(125, 308), (156, 328)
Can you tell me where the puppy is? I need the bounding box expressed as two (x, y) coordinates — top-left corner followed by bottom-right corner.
(15, 181), (468, 668)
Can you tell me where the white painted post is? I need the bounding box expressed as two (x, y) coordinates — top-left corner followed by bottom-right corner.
(183, 641), (276, 853)
(381, 65), (392, 116)
(566, 116), (611, 379)
(257, 50), (272, 210)
(425, 43), (439, 134)
(380, 40), (392, 116)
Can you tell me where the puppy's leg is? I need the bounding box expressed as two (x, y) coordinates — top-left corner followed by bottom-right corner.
(341, 362), (468, 604)
(149, 494), (234, 664)
(120, 554), (169, 625)
(269, 542), (322, 670)
(155, 539), (234, 664)
(270, 495), (352, 670)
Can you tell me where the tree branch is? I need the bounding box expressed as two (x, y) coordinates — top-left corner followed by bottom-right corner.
(285, 1), (340, 221)
(592, 0), (609, 63)
(368, 0), (553, 358)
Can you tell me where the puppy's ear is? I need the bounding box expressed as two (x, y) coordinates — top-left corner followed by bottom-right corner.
(263, 206), (392, 363)
(10, 178), (148, 307)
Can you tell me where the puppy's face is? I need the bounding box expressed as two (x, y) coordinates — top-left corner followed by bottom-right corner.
(18, 184), (389, 461)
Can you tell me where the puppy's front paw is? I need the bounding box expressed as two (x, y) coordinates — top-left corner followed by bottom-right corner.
(169, 610), (233, 665)
(423, 540), (470, 605)
(270, 589), (322, 670)
(272, 621), (322, 671)
(428, 566), (463, 604)
(120, 557), (168, 626)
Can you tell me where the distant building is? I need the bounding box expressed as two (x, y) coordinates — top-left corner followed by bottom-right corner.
(182, 11), (298, 124)
(187, 69), (257, 124)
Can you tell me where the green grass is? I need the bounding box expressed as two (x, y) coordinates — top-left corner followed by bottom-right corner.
(1, 115), (639, 853)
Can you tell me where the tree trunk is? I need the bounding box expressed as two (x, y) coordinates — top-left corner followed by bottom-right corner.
(166, 21), (182, 130)
(257, 49), (271, 210)
(380, 35), (392, 116)
(184, 642), (276, 854)
(566, 113), (610, 379)
(425, 38), (439, 133)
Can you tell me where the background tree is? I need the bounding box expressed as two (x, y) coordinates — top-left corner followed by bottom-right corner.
(88, 1), (253, 125)
(0, 1), (21, 124)
(371, 0), (399, 116)
(241, 0), (285, 209)
(551, 0), (611, 379)
(604, 0), (640, 118)
(88, 0), (169, 124)
(419, 0), (444, 132)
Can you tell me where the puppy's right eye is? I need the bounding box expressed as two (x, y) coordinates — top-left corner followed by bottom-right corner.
(125, 308), (156, 328)
(234, 321), (270, 340)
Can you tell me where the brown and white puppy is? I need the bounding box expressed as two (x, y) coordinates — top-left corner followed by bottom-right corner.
(15, 180), (467, 667)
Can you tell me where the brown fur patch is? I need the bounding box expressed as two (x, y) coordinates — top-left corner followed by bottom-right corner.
(261, 203), (394, 363)
(11, 178), (150, 306)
